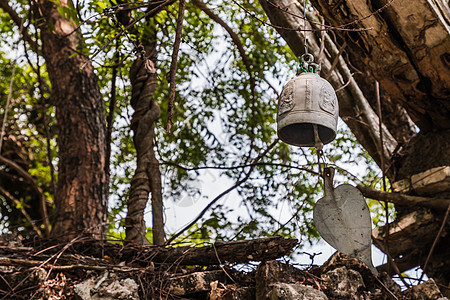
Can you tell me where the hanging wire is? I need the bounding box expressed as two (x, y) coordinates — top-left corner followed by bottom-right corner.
(298, 2), (319, 74)
(303, 0), (308, 55)
(316, 149), (324, 178)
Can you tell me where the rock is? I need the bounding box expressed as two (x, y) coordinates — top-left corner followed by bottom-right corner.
(321, 266), (365, 299)
(267, 283), (328, 300)
(222, 286), (255, 300)
(402, 278), (446, 300)
(166, 270), (226, 296)
(73, 273), (139, 300)
(319, 252), (402, 298)
(255, 260), (306, 300)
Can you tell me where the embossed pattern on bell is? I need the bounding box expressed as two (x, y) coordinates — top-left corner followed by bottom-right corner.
(319, 83), (335, 114)
(305, 79), (312, 110)
(278, 80), (295, 115)
(277, 72), (338, 147)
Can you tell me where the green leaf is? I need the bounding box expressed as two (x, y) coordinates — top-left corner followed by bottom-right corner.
(97, 1), (107, 10)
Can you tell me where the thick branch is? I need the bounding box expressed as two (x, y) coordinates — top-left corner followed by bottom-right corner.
(112, 236), (297, 265)
(357, 184), (449, 211)
(0, 236), (297, 269)
(159, 236), (297, 265)
(312, 0), (450, 130)
(258, 0), (398, 178)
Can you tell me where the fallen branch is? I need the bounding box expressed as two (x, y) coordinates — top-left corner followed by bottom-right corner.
(0, 257), (143, 272)
(357, 184), (449, 211)
(136, 236), (298, 265)
(2, 236), (297, 271)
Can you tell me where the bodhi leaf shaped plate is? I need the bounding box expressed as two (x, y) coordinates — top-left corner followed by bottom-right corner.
(313, 168), (378, 275)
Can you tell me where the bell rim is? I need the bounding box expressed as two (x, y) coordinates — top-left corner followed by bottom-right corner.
(277, 110), (338, 147)
(277, 125), (337, 147)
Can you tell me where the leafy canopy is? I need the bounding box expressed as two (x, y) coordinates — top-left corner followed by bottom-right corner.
(0, 0), (387, 246)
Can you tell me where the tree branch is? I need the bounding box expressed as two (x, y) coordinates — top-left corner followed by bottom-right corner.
(0, 257), (144, 272)
(357, 184), (449, 211)
(166, 0), (186, 134)
(192, 0), (253, 85)
(420, 204), (450, 281)
(192, 0), (259, 160)
(161, 161), (317, 175)
(166, 139), (279, 244)
(0, 1), (38, 52)
(0, 155), (50, 236)
(105, 49), (119, 177)
(0, 186), (43, 238)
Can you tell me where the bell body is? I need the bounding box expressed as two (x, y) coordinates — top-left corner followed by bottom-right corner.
(277, 72), (339, 147)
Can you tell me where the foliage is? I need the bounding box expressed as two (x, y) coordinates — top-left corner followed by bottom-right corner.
(0, 0), (385, 247)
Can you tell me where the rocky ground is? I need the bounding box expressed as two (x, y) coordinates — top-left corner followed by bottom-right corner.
(0, 235), (447, 299)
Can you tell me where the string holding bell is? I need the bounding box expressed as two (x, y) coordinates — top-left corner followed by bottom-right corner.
(298, 53), (321, 74)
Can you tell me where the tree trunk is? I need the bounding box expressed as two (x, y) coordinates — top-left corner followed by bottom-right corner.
(312, 0), (450, 132)
(35, 0), (108, 240)
(125, 25), (165, 245)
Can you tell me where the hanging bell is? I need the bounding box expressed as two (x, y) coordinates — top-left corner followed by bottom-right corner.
(277, 54), (339, 147)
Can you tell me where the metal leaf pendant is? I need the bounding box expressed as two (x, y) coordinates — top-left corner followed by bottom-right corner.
(313, 168), (378, 275)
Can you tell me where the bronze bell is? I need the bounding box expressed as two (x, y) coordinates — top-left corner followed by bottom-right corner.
(277, 54), (338, 147)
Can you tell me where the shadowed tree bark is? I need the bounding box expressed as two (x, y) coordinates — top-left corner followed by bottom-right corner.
(33, 0), (109, 240)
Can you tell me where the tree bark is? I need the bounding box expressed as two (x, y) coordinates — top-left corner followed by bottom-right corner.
(145, 236), (298, 265)
(35, 0), (108, 240)
(125, 26), (165, 245)
(80, 236), (298, 265)
(311, 0), (450, 131)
